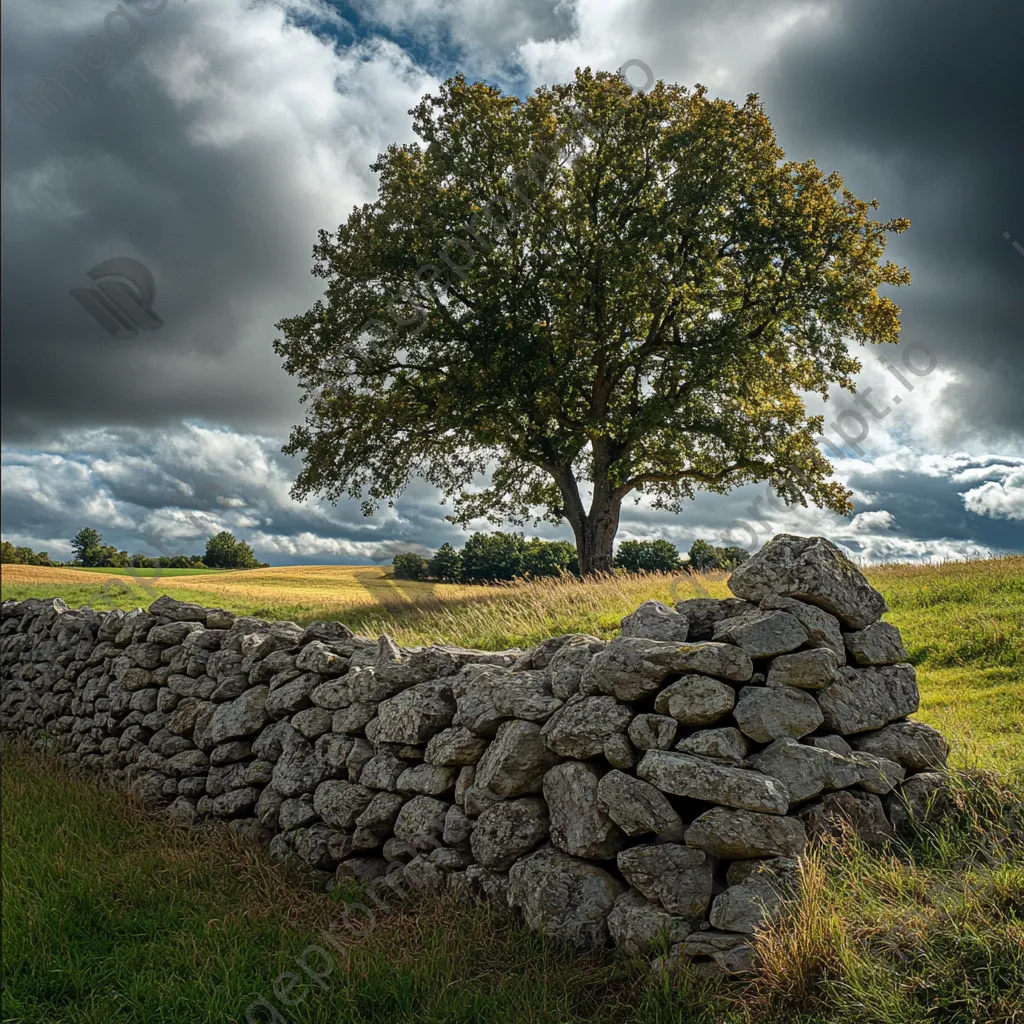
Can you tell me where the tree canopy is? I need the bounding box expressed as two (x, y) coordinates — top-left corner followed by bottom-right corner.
(276, 68), (910, 572)
(204, 531), (261, 570)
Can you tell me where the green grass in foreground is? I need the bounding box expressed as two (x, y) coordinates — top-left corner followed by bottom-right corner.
(64, 566), (225, 576)
(2, 745), (1022, 1024)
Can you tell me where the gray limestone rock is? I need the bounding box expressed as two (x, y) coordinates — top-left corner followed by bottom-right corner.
(475, 719), (561, 797)
(616, 843), (714, 918)
(653, 675), (736, 727)
(637, 750), (790, 814)
(884, 772), (951, 837)
(470, 797), (549, 871)
(595, 770), (684, 839)
(851, 719), (949, 771)
(685, 807), (807, 859)
(583, 636), (753, 702)
(766, 648), (839, 690)
(713, 610), (808, 658)
(619, 601), (689, 643)
(709, 857), (798, 934)
(376, 680), (456, 745)
(424, 726), (489, 766)
(607, 889), (694, 954)
(728, 534), (887, 629)
(540, 696), (632, 760)
(543, 762), (628, 860)
(673, 598), (758, 641)
(546, 637), (606, 701)
(759, 594), (845, 661)
(817, 665), (919, 735)
(798, 789), (894, 847)
(507, 846), (625, 948)
(674, 726), (750, 765)
(733, 685), (824, 742)
(313, 779), (374, 828)
(627, 714), (678, 751)
(843, 621), (909, 666)
(393, 795), (450, 851)
(396, 763), (457, 796)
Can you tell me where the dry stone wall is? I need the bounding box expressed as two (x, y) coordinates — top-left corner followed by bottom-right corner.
(0, 534), (950, 974)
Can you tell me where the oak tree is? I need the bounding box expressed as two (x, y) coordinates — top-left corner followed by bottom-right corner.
(276, 69), (909, 573)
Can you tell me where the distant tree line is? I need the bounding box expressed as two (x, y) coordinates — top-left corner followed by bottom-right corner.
(392, 534), (750, 582)
(0, 541), (53, 566)
(0, 528), (268, 571)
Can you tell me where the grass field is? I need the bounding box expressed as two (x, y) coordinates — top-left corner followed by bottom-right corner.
(2, 556), (1023, 1023)
(63, 566), (226, 576)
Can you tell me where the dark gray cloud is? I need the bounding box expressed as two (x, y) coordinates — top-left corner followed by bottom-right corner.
(758, 0), (1024, 445)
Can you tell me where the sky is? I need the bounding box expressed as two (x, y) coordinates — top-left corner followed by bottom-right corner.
(2, 0), (1022, 566)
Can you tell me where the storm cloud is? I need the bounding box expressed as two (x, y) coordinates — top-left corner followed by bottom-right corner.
(2, 0), (1021, 563)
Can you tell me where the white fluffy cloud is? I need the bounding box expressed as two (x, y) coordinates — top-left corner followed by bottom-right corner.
(961, 469), (1024, 521)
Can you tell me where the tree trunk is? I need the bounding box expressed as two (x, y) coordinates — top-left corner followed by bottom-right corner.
(574, 500), (621, 576)
(554, 462), (622, 576)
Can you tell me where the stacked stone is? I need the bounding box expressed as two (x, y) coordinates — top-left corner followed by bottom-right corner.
(0, 535), (950, 975)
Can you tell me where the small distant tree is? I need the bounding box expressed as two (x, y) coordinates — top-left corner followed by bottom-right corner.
(428, 542), (463, 582)
(716, 545), (750, 570)
(687, 538), (751, 571)
(205, 531), (260, 569)
(71, 527), (103, 566)
(521, 538), (579, 578)
(616, 539), (682, 573)
(393, 552), (429, 580)
(687, 539), (720, 570)
(461, 532), (525, 581)
(0, 541), (15, 563)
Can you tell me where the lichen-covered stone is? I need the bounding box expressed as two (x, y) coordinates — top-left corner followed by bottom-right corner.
(637, 750), (790, 814)
(653, 675), (736, 727)
(709, 857), (798, 933)
(728, 534), (887, 629)
(470, 797), (549, 870)
(627, 714), (678, 751)
(817, 665), (919, 735)
(766, 648), (839, 690)
(540, 696), (632, 759)
(674, 726), (750, 765)
(713, 610), (808, 658)
(733, 685), (824, 743)
(619, 601), (689, 643)
(685, 807), (807, 859)
(583, 637), (753, 702)
(543, 762), (627, 859)
(759, 595), (845, 661)
(843, 621), (909, 666)
(607, 889), (693, 954)
(616, 843), (713, 918)
(851, 719), (948, 771)
(595, 770), (684, 839)
(475, 719), (561, 797)
(797, 789), (894, 847)
(507, 846), (625, 948)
